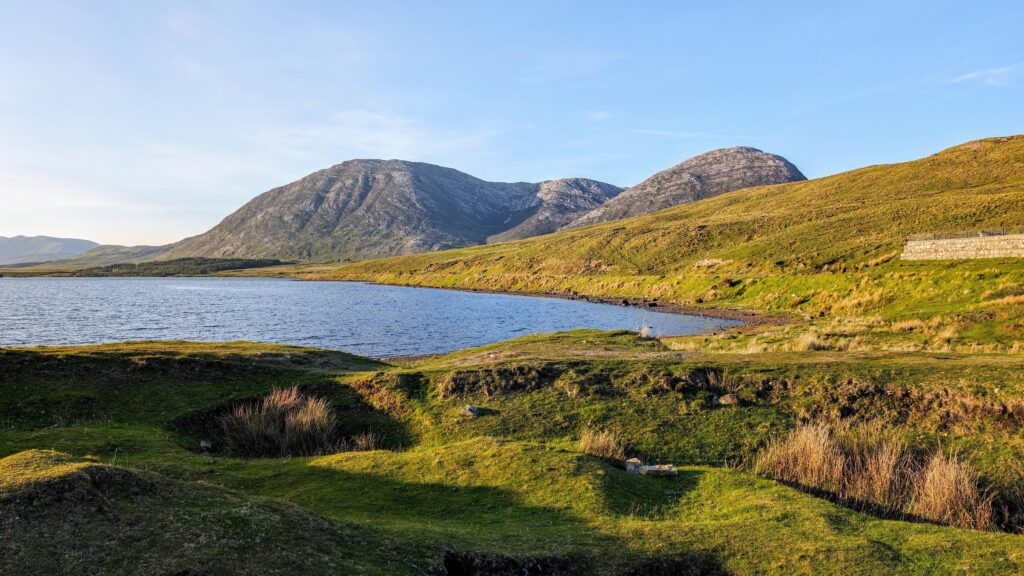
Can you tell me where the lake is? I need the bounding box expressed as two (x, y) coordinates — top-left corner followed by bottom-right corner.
(0, 277), (737, 357)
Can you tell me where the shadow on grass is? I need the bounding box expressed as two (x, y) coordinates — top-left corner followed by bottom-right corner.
(228, 458), (727, 574)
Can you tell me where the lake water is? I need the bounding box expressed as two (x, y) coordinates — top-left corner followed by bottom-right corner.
(0, 277), (737, 357)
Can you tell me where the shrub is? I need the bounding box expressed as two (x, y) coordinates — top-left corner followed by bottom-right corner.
(579, 427), (625, 462)
(220, 387), (338, 457)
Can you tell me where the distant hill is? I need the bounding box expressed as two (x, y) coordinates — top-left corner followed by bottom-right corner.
(71, 257), (286, 277)
(55, 244), (172, 268)
(0, 235), (98, 265)
(568, 146), (805, 228)
(166, 160), (622, 262)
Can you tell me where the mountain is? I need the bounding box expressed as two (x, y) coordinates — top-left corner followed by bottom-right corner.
(167, 160), (621, 262)
(52, 148), (800, 267)
(319, 135), (1024, 297)
(568, 146), (805, 228)
(487, 178), (622, 242)
(0, 235), (98, 265)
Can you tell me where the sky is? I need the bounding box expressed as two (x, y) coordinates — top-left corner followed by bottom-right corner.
(1, 1), (1023, 245)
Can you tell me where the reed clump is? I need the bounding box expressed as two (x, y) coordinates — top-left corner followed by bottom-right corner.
(220, 386), (338, 457)
(579, 427), (626, 462)
(755, 422), (996, 530)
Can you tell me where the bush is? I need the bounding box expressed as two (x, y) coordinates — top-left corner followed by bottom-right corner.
(220, 387), (338, 457)
(579, 428), (625, 462)
(754, 423), (997, 530)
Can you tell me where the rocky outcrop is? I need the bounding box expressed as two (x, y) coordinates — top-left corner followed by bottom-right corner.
(567, 147), (805, 228)
(487, 178), (622, 242)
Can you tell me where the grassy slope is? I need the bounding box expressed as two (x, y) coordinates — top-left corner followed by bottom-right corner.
(298, 135), (1024, 351)
(4, 338), (1024, 574)
(0, 450), (416, 575)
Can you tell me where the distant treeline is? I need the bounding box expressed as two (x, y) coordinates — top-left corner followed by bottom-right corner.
(72, 258), (287, 277)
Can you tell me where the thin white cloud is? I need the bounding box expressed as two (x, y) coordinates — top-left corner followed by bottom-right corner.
(950, 63), (1023, 86)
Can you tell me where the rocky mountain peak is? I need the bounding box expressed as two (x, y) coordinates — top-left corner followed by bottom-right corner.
(567, 147), (805, 228)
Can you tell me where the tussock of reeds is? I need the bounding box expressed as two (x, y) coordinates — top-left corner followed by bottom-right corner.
(755, 423), (996, 530)
(788, 331), (827, 351)
(220, 386), (338, 457)
(579, 427), (625, 462)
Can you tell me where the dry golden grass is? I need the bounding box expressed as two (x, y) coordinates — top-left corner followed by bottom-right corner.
(220, 386), (338, 457)
(787, 331), (828, 352)
(909, 452), (996, 531)
(755, 423), (997, 530)
(754, 424), (845, 493)
(578, 427), (625, 462)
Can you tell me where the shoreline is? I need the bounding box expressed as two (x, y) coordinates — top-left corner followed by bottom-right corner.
(293, 274), (790, 330)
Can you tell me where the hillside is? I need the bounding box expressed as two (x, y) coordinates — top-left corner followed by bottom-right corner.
(5, 337), (1024, 574)
(0, 235), (97, 265)
(165, 160), (621, 262)
(327, 137), (1023, 277)
(569, 146), (805, 227)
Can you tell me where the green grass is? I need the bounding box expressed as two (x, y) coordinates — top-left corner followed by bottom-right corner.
(5, 338), (1024, 573)
(0, 449), (421, 575)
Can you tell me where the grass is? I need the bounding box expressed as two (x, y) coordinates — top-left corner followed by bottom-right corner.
(0, 449), (419, 575)
(754, 423), (997, 530)
(5, 338), (1024, 573)
(578, 427), (626, 462)
(219, 386), (338, 457)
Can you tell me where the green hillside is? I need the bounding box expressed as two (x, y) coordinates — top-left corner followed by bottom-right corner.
(302, 136), (1024, 351)
(323, 136), (1024, 275)
(5, 337), (1024, 574)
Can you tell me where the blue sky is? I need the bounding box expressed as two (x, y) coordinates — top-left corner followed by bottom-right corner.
(2, 1), (1023, 245)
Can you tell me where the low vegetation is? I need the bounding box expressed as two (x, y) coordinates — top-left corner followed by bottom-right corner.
(754, 423), (997, 530)
(220, 386), (338, 457)
(73, 257), (287, 276)
(7, 136), (1024, 572)
(578, 427), (626, 462)
(5, 337), (1024, 573)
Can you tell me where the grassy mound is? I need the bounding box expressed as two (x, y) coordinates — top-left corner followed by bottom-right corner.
(0, 450), (414, 575)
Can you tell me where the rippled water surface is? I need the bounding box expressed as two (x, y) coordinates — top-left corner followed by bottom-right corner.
(0, 277), (737, 357)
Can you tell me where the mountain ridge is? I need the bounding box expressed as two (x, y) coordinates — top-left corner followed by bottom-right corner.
(0, 235), (98, 265)
(27, 146), (803, 268)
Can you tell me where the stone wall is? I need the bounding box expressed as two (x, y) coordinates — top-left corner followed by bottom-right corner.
(901, 234), (1024, 260)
